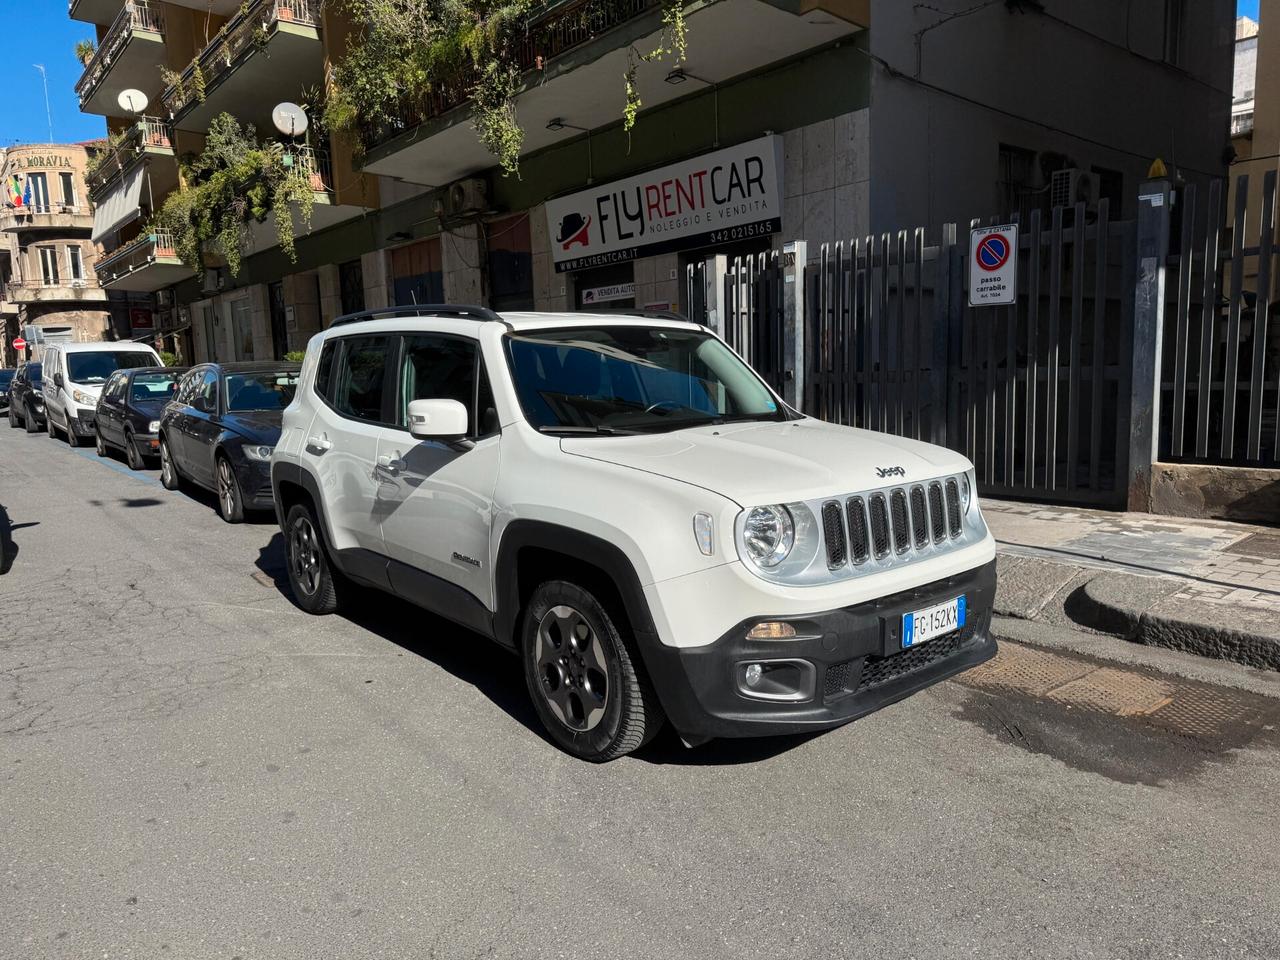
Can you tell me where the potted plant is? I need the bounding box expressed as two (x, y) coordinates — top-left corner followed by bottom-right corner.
(75, 39), (96, 66)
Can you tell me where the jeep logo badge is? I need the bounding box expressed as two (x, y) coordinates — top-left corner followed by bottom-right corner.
(876, 466), (906, 478)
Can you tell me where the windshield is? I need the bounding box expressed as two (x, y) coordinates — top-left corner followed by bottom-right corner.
(225, 370), (300, 412)
(130, 372), (178, 402)
(505, 326), (785, 433)
(67, 351), (158, 385)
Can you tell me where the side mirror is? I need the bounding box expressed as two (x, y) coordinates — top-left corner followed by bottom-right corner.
(53, 372), (64, 388)
(407, 398), (469, 441)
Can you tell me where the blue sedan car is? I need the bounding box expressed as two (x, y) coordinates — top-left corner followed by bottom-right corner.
(158, 361), (301, 522)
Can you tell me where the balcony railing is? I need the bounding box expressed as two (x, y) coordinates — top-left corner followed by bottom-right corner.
(95, 229), (180, 284)
(1, 203), (92, 232)
(290, 146), (333, 194)
(161, 0), (317, 118)
(75, 0), (165, 108)
(362, 0), (655, 147)
(87, 117), (176, 200)
(5, 277), (103, 302)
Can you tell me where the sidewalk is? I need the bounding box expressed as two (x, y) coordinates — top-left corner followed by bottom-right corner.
(984, 499), (1280, 671)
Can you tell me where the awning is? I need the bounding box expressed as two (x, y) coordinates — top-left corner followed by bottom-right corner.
(91, 164), (146, 244)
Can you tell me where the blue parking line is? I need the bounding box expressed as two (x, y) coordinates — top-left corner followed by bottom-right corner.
(69, 445), (166, 488)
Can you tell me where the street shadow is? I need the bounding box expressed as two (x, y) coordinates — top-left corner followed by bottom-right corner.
(0, 504), (38, 576)
(254, 532), (821, 766)
(87, 497), (166, 509)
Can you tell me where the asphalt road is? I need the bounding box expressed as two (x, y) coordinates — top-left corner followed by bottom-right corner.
(2, 422), (1279, 960)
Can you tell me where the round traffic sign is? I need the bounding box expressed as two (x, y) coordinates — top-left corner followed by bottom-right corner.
(12, 336), (26, 351)
(975, 233), (1011, 272)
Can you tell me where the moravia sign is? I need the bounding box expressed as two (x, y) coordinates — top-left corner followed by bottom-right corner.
(546, 136), (783, 273)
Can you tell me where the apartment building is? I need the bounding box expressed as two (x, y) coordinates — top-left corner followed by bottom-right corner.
(70, 0), (1234, 363)
(0, 144), (109, 367)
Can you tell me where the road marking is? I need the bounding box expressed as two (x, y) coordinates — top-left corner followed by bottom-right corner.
(68, 444), (166, 489)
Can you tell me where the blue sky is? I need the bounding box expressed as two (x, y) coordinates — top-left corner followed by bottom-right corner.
(0, 0), (1265, 147)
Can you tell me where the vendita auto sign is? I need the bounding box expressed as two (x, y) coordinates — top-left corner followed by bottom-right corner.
(546, 136), (783, 273)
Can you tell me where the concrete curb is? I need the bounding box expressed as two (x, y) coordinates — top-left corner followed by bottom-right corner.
(993, 553), (1280, 673)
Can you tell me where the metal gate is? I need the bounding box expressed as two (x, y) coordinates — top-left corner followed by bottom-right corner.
(689, 201), (1138, 507)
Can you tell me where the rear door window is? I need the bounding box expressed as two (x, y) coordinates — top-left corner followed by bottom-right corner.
(331, 336), (393, 424)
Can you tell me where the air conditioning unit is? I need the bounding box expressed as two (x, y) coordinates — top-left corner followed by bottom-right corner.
(202, 268), (225, 294)
(1050, 168), (1100, 209)
(444, 177), (488, 218)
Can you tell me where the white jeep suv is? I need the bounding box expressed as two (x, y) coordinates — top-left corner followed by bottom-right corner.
(271, 307), (996, 761)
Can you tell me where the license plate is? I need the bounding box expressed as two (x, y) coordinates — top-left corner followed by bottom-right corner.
(902, 595), (965, 649)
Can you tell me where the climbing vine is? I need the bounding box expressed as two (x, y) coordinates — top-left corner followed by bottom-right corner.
(322, 0), (689, 175)
(150, 113), (317, 277)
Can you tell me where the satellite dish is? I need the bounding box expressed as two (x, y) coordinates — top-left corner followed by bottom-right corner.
(272, 102), (308, 138)
(118, 89), (149, 114)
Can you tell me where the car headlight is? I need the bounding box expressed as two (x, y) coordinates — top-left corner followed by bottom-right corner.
(961, 473), (973, 513)
(148, 420), (160, 433)
(73, 389), (94, 405)
(243, 444), (274, 462)
(742, 505), (795, 568)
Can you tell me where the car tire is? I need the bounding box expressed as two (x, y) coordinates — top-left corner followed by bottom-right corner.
(124, 429), (144, 470)
(159, 436), (181, 490)
(94, 427), (108, 458)
(46, 411), (57, 439)
(215, 454), (244, 523)
(521, 580), (665, 762)
(65, 418), (81, 447)
(25, 404), (38, 434)
(7, 405), (16, 429)
(284, 503), (345, 615)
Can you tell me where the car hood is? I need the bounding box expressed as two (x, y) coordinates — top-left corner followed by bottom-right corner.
(222, 410), (284, 445)
(561, 418), (971, 506)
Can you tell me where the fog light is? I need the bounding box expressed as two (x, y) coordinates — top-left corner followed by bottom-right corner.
(735, 659), (816, 702)
(747, 621), (797, 640)
(744, 663), (764, 687)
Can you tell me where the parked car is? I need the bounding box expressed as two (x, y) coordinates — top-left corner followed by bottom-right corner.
(42, 342), (162, 446)
(0, 368), (13, 415)
(270, 307), (997, 761)
(159, 361), (302, 522)
(6, 362), (44, 432)
(94, 367), (185, 469)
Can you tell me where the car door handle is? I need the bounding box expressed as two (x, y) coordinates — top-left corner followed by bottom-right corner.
(376, 455), (405, 474)
(306, 434), (332, 452)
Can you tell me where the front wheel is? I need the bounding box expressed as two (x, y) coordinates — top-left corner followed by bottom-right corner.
(124, 430), (145, 470)
(24, 404), (38, 434)
(7, 405), (16, 429)
(65, 418), (81, 447)
(521, 580), (665, 762)
(94, 428), (108, 458)
(284, 503), (346, 614)
(215, 455), (244, 523)
(159, 437), (181, 490)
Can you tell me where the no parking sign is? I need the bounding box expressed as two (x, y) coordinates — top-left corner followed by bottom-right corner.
(968, 224), (1018, 307)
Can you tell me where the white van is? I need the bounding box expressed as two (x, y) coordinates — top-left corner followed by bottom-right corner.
(42, 341), (162, 446)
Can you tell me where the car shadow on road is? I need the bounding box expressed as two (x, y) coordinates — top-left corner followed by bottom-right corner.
(0, 503), (38, 576)
(253, 532), (820, 767)
(181, 482), (278, 524)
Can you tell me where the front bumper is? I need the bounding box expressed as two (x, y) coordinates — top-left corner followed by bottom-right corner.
(235, 458), (276, 510)
(131, 432), (161, 459)
(67, 408), (97, 436)
(642, 559), (997, 740)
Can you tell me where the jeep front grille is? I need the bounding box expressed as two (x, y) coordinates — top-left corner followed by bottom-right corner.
(823, 474), (972, 575)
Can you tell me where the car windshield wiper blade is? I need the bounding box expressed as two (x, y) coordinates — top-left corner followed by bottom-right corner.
(538, 424), (642, 436)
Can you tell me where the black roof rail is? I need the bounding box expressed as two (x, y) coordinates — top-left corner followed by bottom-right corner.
(328, 304), (502, 328)
(580, 307), (692, 323)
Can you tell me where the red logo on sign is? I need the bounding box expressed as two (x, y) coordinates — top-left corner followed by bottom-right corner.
(976, 234), (1012, 272)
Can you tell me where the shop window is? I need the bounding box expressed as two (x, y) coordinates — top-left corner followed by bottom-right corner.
(574, 262), (635, 311)
(339, 259), (365, 316)
(487, 215), (533, 311)
(269, 281), (288, 359)
(391, 238), (443, 307)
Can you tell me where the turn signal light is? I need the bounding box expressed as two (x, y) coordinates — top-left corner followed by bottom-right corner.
(746, 621), (797, 640)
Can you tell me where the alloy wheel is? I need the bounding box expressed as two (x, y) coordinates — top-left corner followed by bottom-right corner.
(217, 460), (236, 517)
(534, 605), (610, 732)
(160, 442), (174, 486)
(289, 515), (322, 597)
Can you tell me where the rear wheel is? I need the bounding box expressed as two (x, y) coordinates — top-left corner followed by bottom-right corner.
(124, 429), (145, 470)
(522, 580), (665, 762)
(215, 455), (244, 523)
(159, 437), (181, 490)
(284, 503), (345, 614)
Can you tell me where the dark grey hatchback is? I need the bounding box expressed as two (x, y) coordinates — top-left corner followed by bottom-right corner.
(94, 367), (186, 469)
(158, 361), (301, 522)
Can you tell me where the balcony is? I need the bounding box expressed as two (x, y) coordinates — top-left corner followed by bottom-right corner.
(5, 278), (109, 305)
(76, 1), (166, 117)
(87, 117), (178, 206)
(95, 230), (194, 292)
(0, 204), (95, 234)
(361, 0), (867, 185)
(162, 0), (323, 136)
(69, 0), (125, 26)
(241, 147), (369, 253)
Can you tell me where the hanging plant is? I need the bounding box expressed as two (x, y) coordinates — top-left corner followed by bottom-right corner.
(323, 0), (691, 176)
(151, 113), (317, 277)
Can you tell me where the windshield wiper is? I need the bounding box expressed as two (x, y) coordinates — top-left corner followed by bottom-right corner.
(538, 424), (642, 436)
